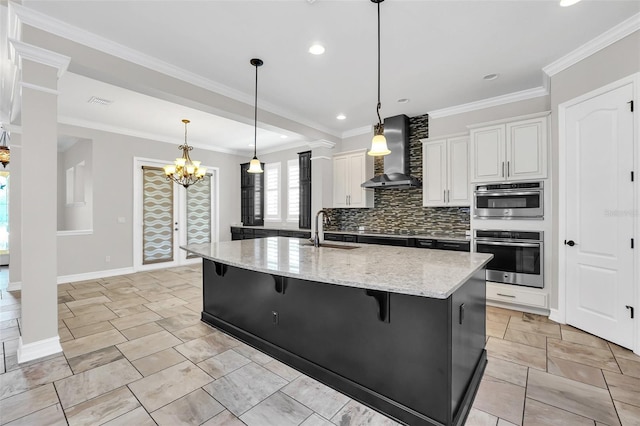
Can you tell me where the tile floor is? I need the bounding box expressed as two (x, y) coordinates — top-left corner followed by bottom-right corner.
(1, 265), (639, 425)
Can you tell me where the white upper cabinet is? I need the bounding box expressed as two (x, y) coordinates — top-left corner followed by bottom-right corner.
(470, 113), (549, 183)
(422, 135), (470, 207)
(333, 149), (374, 208)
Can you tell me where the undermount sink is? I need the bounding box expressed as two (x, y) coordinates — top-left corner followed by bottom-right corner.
(299, 241), (359, 250)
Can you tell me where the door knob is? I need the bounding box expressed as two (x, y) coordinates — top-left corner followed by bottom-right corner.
(564, 240), (576, 247)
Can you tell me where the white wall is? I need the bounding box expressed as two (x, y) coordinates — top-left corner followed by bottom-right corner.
(58, 139), (93, 231)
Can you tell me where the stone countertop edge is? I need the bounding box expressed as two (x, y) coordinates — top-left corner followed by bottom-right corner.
(182, 237), (492, 299)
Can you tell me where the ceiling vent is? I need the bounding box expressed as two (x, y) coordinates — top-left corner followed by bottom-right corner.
(87, 96), (113, 106)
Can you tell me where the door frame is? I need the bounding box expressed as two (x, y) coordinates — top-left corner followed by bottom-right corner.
(557, 73), (639, 354)
(132, 157), (219, 272)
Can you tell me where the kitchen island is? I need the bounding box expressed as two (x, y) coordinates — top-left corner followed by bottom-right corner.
(183, 237), (492, 426)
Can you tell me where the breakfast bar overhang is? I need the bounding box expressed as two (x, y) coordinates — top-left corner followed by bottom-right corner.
(184, 237), (493, 426)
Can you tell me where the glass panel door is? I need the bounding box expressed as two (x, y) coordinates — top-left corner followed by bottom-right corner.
(142, 166), (174, 265)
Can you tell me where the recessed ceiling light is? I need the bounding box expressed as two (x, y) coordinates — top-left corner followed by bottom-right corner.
(87, 96), (112, 106)
(397, 98), (410, 104)
(483, 73), (499, 81)
(281, 135), (288, 139)
(559, 0), (581, 6)
(309, 44), (325, 55)
(336, 114), (346, 120)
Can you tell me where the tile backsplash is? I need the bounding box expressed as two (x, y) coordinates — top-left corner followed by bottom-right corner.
(325, 113), (470, 236)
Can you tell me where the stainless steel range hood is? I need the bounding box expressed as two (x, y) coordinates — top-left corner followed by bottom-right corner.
(361, 114), (421, 189)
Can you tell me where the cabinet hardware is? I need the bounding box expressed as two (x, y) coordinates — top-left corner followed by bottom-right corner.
(444, 190), (446, 202)
(626, 305), (635, 319)
(459, 303), (465, 324)
(502, 162), (505, 177)
(507, 161), (510, 177)
(632, 171), (635, 182)
(629, 100), (634, 112)
(496, 293), (516, 298)
(632, 238), (635, 249)
(447, 190), (450, 203)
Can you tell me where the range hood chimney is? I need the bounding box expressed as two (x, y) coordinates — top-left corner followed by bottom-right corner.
(361, 114), (421, 189)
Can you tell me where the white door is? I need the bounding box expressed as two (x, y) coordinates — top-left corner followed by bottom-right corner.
(423, 140), (447, 206)
(134, 158), (217, 270)
(565, 83), (635, 348)
(447, 136), (470, 206)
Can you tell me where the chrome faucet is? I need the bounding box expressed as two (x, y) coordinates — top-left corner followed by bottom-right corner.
(313, 209), (332, 247)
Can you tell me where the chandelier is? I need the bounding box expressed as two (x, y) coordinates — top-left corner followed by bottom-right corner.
(164, 119), (206, 188)
(0, 126), (10, 168)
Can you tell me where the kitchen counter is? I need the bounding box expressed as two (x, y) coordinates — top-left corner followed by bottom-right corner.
(184, 237), (491, 298)
(184, 237), (490, 426)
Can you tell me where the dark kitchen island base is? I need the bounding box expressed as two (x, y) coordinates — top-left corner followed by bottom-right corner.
(201, 260), (487, 426)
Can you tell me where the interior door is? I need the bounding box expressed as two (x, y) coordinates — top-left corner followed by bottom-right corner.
(565, 82), (635, 348)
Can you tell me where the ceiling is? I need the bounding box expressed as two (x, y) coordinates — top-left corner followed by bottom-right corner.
(9, 0), (640, 154)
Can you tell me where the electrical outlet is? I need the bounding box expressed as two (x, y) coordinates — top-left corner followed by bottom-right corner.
(105, 256), (111, 262)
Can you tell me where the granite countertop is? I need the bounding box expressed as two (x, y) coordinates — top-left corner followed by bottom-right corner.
(183, 237), (491, 299)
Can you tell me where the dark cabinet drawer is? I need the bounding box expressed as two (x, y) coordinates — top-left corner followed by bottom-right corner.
(415, 239), (436, 249)
(254, 229), (279, 238)
(343, 235), (358, 243)
(357, 235), (412, 247)
(279, 230), (312, 239)
(435, 241), (470, 252)
(324, 233), (345, 242)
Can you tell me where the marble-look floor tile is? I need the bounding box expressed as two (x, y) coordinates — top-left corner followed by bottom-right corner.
(197, 349), (251, 379)
(465, 408), (498, 426)
(154, 304), (197, 319)
(0, 383), (59, 424)
(613, 400), (640, 426)
(0, 326), (20, 343)
(151, 388), (225, 426)
(486, 320), (507, 339)
(264, 359), (303, 382)
(617, 356), (640, 379)
(128, 360), (213, 412)
(498, 420), (518, 426)
(0, 356), (72, 399)
(116, 330), (182, 361)
(172, 322), (215, 342)
(104, 296), (149, 311)
(61, 328), (126, 359)
(0, 318), (18, 329)
(3, 403), (67, 426)
(120, 322), (165, 340)
(547, 339), (620, 373)
(201, 410), (246, 426)
(282, 375), (351, 420)
(64, 386), (140, 426)
(484, 356), (528, 387)
(240, 391), (313, 426)
(62, 309), (118, 330)
(507, 316), (561, 338)
(175, 332), (240, 364)
(234, 342), (273, 364)
(523, 398), (595, 426)
(547, 356), (607, 389)
(526, 368), (619, 425)
(331, 400), (401, 426)
(109, 311), (162, 331)
(54, 358), (142, 408)
(203, 362), (287, 416)
(137, 289), (176, 303)
(503, 328), (547, 349)
(156, 312), (201, 332)
(131, 347), (186, 376)
(69, 320), (115, 339)
(561, 328), (610, 350)
(609, 342), (640, 362)
(144, 297), (189, 312)
(58, 326), (74, 343)
(65, 295), (112, 310)
(102, 406), (156, 426)
(472, 376), (525, 425)
(485, 337), (546, 370)
(109, 305), (152, 318)
(487, 306), (522, 321)
(66, 345), (125, 374)
(67, 302), (113, 318)
(522, 312), (556, 324)
(603, 371), (640, 407)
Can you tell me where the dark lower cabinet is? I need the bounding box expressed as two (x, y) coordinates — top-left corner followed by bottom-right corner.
(357, 235), (412, 246)
(202, 260), (486, 426)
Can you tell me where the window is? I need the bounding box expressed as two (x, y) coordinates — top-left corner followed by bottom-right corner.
(264, 162), (281, 221)
(287, 159), (300, 221)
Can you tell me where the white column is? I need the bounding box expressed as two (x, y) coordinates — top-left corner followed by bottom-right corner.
(10, 39), (70, 363)
(309, 140), (335, 235)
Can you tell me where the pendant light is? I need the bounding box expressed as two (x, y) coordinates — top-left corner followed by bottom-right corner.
(368, 0), (390, 156)
(0, 126), (10, 168)
(248, 58), (264, 173)
(163, 119), (207, 188)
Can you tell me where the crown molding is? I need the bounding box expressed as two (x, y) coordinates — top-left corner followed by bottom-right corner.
(9, 38), (70, 78)
(9, 2), (340, 139)
(342, 125), (372, 139)
(58, 116), (243, 156)
(308, 139), (336, 149)
(543, 12), (640, 77)
(428, 86), (548, 119)
(20, 81), (60, 95)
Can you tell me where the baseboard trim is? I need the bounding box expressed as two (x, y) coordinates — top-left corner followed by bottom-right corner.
(548, 308), (565, 324)
(57, 267), (135, 284)
(17, 336), (63, 364)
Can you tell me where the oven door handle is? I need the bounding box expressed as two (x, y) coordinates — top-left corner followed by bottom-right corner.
(476, 241), (541, 248)
(474, 191), (541, 197)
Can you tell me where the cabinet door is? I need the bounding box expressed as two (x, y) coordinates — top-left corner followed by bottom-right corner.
(506, 117), (547, 180)
(333, 155), (349, 208)
(423, 140), (447, 207)
(447, 136), (470, 206)
(347, 153), (366, 207)
(471, 125), (505, 183)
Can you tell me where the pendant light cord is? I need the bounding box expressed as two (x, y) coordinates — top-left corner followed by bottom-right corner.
(254, 63), (258, 158)
(376, 0), (382, 128)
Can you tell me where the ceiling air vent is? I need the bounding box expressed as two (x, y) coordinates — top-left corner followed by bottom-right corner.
(87, 96), (113, 106)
